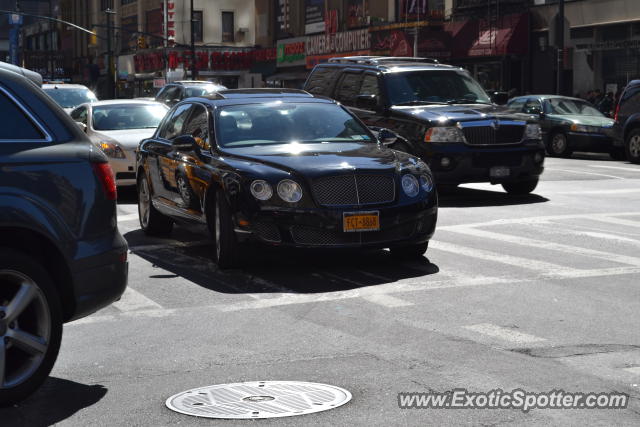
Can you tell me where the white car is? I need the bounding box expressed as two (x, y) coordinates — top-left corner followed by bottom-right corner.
(42, 83), (98, 113)
(70, 100), (169, 186)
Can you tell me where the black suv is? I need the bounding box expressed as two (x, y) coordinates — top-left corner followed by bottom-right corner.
(304, 57), (545, 194)
(155, 80), (226, 107)
(613, 79), (640, 163)
(0, 68), (128, 405)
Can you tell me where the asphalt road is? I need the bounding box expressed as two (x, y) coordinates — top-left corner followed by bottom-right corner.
(2, 153), (640, 426)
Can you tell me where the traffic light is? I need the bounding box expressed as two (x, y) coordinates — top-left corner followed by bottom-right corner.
(137, 36), (147, 49)
(89, 30), (97, 46)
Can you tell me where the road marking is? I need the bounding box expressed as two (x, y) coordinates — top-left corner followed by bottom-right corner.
(444, 227), (640, 267)
(624, 367), (640, 376)
(362, 294), (413, 307)
(554, 188), (640, 195)
(589, 165), (640, 173)
(464, 323), (547, 344)
(546, 168), (625, 180)
(112, 287), (163, 312)
(541, 227), (640, 246)
(430, 240), (579, 276)
(586, 216), (640, 229)
(69, 308), (174, 326)
(437, 212), (640, 231)
(117, 213), (139, 222)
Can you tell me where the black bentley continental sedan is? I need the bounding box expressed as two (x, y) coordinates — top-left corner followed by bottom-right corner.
(136, 89), (438, 268)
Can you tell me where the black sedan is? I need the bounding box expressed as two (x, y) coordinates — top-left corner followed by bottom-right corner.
(136, 89), (438, 268)
(507, 95), (619, 158)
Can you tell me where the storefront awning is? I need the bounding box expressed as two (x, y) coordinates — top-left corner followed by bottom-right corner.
(467, 14), (529, 58)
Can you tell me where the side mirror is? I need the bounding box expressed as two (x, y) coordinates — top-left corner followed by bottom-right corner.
(378, 128), (398, 146)
(355, 94), (378, 110)
(76, 122), (87, 132)
(172, 135), (197, 152)
(490, 92), (509, 105)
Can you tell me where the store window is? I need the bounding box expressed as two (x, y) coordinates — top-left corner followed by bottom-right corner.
(193, 11), (203, 43)
(222, 11), (234, 43)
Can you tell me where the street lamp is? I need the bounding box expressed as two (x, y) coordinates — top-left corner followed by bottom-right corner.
(557, 0), (565, 95)
(190, 0), (197, 80)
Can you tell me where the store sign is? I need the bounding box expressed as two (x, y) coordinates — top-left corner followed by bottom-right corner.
(153, 78), (166, 88)
(574, 39), (640, 52)
(162, 1), (176, 44)
(134, 48), (277, 73)
(306, 29), (369, 56)
(276, 0), (290, 38)
(277, 38), (306, 66)
(305, 0), (325, 34)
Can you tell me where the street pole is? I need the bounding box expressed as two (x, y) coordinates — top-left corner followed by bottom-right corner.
(105, 8), (115, 99)
(190, 0), (197, 80)
(557, 0), (565, 95)
(48, 0), (53, 81)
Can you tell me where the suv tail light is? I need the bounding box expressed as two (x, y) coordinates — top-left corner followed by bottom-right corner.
(92, 162), (117, 200)
(614, 102), (621, 122)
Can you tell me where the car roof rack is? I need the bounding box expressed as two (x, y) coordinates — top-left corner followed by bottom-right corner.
(327, 56), (439, 65)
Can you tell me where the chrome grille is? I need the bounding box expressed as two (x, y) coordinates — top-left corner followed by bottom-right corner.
(312, 175), (395, 206)
(462, 124), (525, 145)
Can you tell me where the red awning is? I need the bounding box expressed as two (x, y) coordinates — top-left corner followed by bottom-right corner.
(467, 14), (529, 58)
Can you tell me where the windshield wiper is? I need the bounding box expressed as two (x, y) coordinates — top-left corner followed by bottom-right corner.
(446, 99), (492, 105)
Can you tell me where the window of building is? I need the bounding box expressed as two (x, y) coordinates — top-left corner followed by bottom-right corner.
(121, 0), (136, 5)
(193, 11), (203, 43)
(570, 27), (594, 40)
(101, 0), (113, 11)
(222, 11), (234, 43)
(600, 23), (629, 41)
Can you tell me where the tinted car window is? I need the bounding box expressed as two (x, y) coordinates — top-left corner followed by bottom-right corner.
(507, 99), (526, 112)
(385, 70), (491, 105)
(545, 98), (603, 116)
(620, 86), (640, 117)
(159, 104), (193, 140)
(335, 73), (363, 106)
(215, 103), (372, 147)
(44, 87), (97, 108)
(305, 67), (339, 96)
(70, 106), (88, 124)
(0, 90), (45, 140)
(182, 104), (211, 149)
(359, 75), (380, 97)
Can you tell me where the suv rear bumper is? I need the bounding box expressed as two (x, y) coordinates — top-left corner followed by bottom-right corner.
(67, 231), (128, 321)
(422, 141), (545, 185)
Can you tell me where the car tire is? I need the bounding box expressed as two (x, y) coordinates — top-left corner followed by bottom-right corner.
(138, 174), (173, 236)
(547, 132), (573, 157)
(502, 178), (539, 195)
(0, 249), (63, 407)
(390, 242), (429, 260)
(609, 148), (627, 161)
(625, 128), (640, 164)
(213, 190), (241, 269)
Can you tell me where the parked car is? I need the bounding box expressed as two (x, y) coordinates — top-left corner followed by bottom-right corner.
(42, 83), (98, 113)
(136, 89), (438, 268)
(155, 81), (226, 107)
(303, 57), (545, 195)
(70, 100), (169, 186)
(613, 79), (640, 163)
(0, 67), (128, 405)
(507, 95), (621, 159)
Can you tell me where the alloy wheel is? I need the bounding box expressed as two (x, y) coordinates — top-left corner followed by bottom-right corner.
(0, 270), (51, 389)
(629, 135), (640, 158)
(139, 177), (150, 228)
(552, 134), (567, 154)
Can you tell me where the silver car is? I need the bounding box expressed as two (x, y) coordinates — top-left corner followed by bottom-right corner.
(42, 83), (98, 113)
(70, 100), (169, 186)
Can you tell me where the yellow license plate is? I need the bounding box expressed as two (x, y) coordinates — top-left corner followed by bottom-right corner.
(343, 211), (380, 232)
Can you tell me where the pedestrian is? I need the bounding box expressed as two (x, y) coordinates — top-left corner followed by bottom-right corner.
(598, 92), (614, 117)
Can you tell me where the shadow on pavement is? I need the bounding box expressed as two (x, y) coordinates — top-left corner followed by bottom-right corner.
(124, 228), (439, 295)
(438, 186), (549, 208)
(0, 377), (107, 426)
(116, 185), (138, 205)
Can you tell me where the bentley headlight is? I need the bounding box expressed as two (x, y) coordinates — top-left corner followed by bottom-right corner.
(277, 179), (303, 203)
(98, 141), (126, 159)
(419, 174), (434, 192)
(250, 180), (273, 200)
(424, 127), (466, 143)
(401, 174), (419, 197)
(524, 124), (542, 140)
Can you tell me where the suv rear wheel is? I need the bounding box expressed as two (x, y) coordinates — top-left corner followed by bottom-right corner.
(625, 128), (640, 164)
(0, 249), (62, 406)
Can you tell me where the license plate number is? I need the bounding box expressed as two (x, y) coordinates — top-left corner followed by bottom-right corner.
(490, 166), (510, 178)
(343, 211), (380, 232)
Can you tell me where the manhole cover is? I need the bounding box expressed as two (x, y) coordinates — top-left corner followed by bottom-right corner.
(166, 381), (352, 419)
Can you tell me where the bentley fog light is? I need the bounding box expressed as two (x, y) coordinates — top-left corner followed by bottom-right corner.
(250, 180), (273, 200)
(277, 179), (303, 203)
(401, 174), (419, 197)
